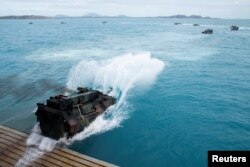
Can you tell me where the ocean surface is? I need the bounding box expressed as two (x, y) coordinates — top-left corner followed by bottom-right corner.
(0, 18), (250, 167)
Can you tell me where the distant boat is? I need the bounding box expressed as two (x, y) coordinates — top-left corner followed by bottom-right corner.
(202, 29), (213, 34)
(61, 22), (66, 24)
(102, 21), (107, 24)
(29, 22), (33, 24)
(230, 25), (239, 31)
(174, 22), (182, 25)
(193, 24), (200, 26)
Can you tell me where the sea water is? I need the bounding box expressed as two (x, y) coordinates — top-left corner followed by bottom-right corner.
(0, 18), (250, 167)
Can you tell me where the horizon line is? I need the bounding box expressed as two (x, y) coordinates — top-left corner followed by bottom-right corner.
(0, 14), (249, 19)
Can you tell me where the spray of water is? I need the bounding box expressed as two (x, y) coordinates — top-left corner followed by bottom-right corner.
(26, 124), (58, 151)
(15, 52), (164, 166)
(67, 52), (165, 142)
(15, 124), (57, 167)
(15, 147), (44, 167)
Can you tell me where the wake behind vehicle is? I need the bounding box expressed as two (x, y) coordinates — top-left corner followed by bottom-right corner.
(36, 87), (115, 140)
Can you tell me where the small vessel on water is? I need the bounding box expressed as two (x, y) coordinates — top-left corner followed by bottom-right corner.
(202, 29), (213, 34)
(36, 87), (115, 140)
(193, 24), (200, 26)
(230, 25), (239, 31)
(174, 22), (182, 25)
(102, 21), (107, 24)
(29, 22), (33, 24)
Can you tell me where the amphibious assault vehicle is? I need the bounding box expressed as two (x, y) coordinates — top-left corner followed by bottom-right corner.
(202, 29), (213, 34)
(174, 22), (182, 25)
(230, 25), (239, 31)
(36, 87), (115, 140)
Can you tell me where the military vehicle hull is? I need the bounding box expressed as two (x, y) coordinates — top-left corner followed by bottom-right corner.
(230, 25), (239, 31)
(36, 87), (115, 140)
(202, 29), (213, 34)
(174, 22), (182, 25)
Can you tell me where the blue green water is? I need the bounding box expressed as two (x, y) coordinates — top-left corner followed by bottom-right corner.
(0, 18), (250, 167)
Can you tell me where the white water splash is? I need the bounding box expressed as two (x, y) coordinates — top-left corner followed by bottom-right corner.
(67, 52), (165, 142)
(15, 147), (44, 167)
(26, 124), (57, 151)
(15, 52), (164, 166)
(15, 124), (57, 167)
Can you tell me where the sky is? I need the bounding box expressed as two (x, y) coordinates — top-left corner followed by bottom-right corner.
(0, 0), (250, 19)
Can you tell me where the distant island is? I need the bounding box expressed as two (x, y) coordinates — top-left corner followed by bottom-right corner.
(0, 15), (51, 19)
(157, 15), (213, 19)
(0, 14), (216, 19)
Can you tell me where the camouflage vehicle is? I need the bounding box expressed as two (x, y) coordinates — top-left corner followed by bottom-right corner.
(174, 22), (182, 25)
(202, 29), (213, 34)
(36, 87), (115, 140)
(230, 25), (239, 31)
